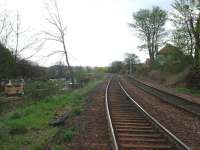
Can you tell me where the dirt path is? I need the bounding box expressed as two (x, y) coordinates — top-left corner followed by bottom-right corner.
(68, 81), (111, 150)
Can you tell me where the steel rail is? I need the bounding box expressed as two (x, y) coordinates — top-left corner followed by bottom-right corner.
(105, 79), (119, 150)
(127, 75), (200, 117)
(118, 81), (191, 150)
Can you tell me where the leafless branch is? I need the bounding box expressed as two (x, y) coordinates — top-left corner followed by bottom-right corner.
(18, 38), (39, 54)
(0, 16), (6, 35)
(44, 0), (74, 84)
(23, 41), (45, 60)
(45, 50), (64, 57)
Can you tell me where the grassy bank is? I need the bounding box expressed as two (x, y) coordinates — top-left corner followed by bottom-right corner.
(0, 78), (104, 150)
(175, 87), (200, 97)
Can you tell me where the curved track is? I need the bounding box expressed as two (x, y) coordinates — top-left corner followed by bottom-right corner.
(105, 78), (190, 150)
(126, 76), (200, 117)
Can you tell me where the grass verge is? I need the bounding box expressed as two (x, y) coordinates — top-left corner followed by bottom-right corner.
(175, 87), (200, 97)
(0, 78), (104, 150)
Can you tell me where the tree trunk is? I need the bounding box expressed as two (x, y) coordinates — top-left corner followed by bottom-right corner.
(62, 41), (74, 85)
(186, 21), (194, 57)
(154, 33), (159, 56)
(194, 39), (200, 76)
(194, 15), (200, 77)
(189, 14), (200, 88)
(147, 38), (154, 64)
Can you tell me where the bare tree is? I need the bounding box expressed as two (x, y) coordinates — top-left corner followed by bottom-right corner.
(12, 13), (39, 61)
(9, 12), (42, 77)
(44, 0), (74, 84)
(0, 10), (13, 47)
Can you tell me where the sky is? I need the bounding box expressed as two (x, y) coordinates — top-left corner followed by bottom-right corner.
(1, 0), (172, 67)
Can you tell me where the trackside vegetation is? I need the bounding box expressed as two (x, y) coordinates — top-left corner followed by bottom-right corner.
(0, 78), (104, 150)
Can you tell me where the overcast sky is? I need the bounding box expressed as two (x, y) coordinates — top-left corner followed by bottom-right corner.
(1, 0), (172, 67)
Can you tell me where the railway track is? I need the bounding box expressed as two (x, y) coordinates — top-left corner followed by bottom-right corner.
(105, 78), (190, 150)
(125, 76), (200, 117)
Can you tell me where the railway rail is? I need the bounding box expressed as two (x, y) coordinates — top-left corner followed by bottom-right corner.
(105, 78), (190, 150)
(125, 75), (200, 117)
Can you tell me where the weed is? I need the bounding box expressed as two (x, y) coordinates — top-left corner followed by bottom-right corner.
(33, 144), (44, 150)
(70, 107), (83, 117)
(9, 111), (22, 119)
(63, 127), (77, 142)
(25, 80), (59, 100)
(176, 87), (200, 96)
(0, 127), (9, 141)
(51, 145), (65, 150)
(9, 124), (28, 135)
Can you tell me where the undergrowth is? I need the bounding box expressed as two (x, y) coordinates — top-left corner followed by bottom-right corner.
(0, 78), (103, 150)
(175, 87), (200, 97)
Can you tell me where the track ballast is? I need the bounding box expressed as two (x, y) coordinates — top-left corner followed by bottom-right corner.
(105, 78), (190, 150)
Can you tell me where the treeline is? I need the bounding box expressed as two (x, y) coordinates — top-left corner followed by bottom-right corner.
(109, 53), (140, 74)
(0, 0), (103, 84)
(0, 44), (45, 79)
(109, 0), (200, 88)
(110, 0), (200, 88)
(0, 8), (45, 80)
(0, 45), (106, 80)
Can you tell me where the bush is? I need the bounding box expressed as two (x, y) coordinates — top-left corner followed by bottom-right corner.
(154, 44), (193, 74)
(176, 87), (200, 96)
(0, 127), (9, 141)
(9, 124), (28, 135)
(10, 111), (22, 119)
(148, 70), (166, 82)
(134, 64), (151, 77)
(25, 80), (59, 100)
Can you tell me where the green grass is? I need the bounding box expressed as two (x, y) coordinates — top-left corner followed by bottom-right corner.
(175, 87), (200, 97)
(0, 79), (103, 150)
(63, 127), (77, 141)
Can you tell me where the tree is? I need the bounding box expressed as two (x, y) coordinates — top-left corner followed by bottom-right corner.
(130, 7), (167, 64)
(109, 61), (125, 73)
(172, 0), (200, 87)
(8, 13), (41, 78)
(188, 1), (200, 87)
(47, 61), (66, 78)
(44, 0), (74, 85)
(0, 10), (13, 47)
(16, 59), (45, 78)
(171, 0), (194, 56)
(172, 28), (193, 55)
(12, 14), (38, 62)
(124, 53), (140, 74)
(0, 43), (14, 78)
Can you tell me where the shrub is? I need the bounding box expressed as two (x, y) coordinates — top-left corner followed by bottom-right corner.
(154, 44), (193, 74)
(0, 127), (9, 141)
(10, 111), (22, 119)
(25, 80), (59, 100)
(9, 125), (28, 135)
